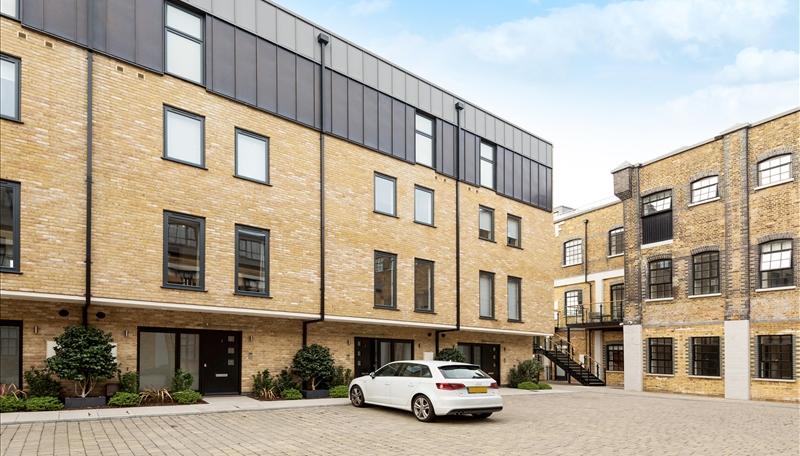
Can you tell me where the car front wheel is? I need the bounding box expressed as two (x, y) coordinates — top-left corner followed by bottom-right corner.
(350, 385), (365, 407)
(412, 394), (435, 422)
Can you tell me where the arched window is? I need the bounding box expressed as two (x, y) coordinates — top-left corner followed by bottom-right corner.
(759, 240), (793, 289)
(648, 259), (672, 299)
(691, 251), (719, 295)
(757, 155), (792, 187)
(563, 239), (583, 266)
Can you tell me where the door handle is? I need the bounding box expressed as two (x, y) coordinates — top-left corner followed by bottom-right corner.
(203, 363), (207, 368)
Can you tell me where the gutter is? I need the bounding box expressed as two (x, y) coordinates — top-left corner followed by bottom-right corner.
(82, 50), (94, 327)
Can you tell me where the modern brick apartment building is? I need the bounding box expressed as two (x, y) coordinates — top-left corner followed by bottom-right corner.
(0, 0), (555, 394)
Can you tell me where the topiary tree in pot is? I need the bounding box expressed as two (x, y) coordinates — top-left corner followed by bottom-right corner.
(291, 344), (335, 398)
(46, 325), (118, 408)
(434, 347), (466, 362)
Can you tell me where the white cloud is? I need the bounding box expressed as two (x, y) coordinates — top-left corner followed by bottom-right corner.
(719, 47), (799, 83)
(349, 0), (391, 16)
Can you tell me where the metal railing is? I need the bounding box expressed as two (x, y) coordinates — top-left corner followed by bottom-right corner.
(539, 333), (605, 383)
(562, 301), (624, 326)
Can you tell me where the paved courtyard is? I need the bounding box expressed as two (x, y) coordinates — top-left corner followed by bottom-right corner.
(1, 386), (798, 455)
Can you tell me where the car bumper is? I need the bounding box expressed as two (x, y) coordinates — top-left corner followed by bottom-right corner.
(432, 395), (504, 416)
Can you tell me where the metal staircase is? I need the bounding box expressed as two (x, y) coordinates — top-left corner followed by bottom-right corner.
(535, 334), (605, 386)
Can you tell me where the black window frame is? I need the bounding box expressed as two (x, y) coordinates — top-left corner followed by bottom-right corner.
(0, 320), (23, 388)
(0, 53), (21, 122)
(479, 271), (495, 319)
(507, 214), (522, 248)
(413, 258), (435, 313)
(234, 224), (270, 297)
(373, 250), (397, 309)
(414, 111), (435, 168)
(479, 141), (496, 190)
(757, 154), (792, 187)
(608, 227), (624, 256)
(648, 259), (673, 299)
(163, 105), (206, 168)
(606, 344), (624, 371)
(0, 0), (19, 19)
(0, 180), (21, 273)
(413, 185), (434, 226)
(690, 336), (720, 377)
(234, 128), (270, 185)
(759, 239), (794, 289)
(164, 2), (205, 85)
(648, 337), (673, 375)
(641, 190), (673, 244)
(757, 335), (794, 380)
(564, 290), (582, 317)
(563, 239), (583, 266)
(690, 176), (719, 203)
(507, 276), (522, 322)
(163, 210), (205, 291)
(478, 206), (495, 242)
(373, 172), (397, 217)
(692, 251), (720, 296)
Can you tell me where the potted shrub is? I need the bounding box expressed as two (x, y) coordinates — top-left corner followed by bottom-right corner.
(291, 344), (334, 399)
(46, 325), (118, 409)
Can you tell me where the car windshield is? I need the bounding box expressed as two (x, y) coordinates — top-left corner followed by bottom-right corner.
(438, 365), (490, 379)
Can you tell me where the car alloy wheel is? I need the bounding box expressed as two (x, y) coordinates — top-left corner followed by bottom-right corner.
(350, 385), (364, 407)
(412, 395), (434, 422)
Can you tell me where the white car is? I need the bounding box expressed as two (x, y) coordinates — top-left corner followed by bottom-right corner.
(348, 360), (503, 422)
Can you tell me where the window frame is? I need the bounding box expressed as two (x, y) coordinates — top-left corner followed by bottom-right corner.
(759, 239), (794, 289)
(690, 336), (720, 377)
(0, 0), (20, 19)
(162, 210), (205, 291)
(0, 53), (21, 122)
(563, 239), (583, 266)
(0, 180), (21, 273)
(0, 320), (22, 388)
(478, 206), (495, 242)
(608, 227), (624, 256)
(479, 141), (496, 190)
(564, 290), (582, 317)
(691, 251), (720, 296)
(606, 344), (624, 372)
(373, 172), (397, 217)
(413, 185), (435, 226)
(648, 259), (673, 299)
(507, 276), (522, 322)
(757, 335), (794, 380)
(414, 112), (435, 168)
(757, 154), (792, 187)
(234, 224), (270, 297)
(648, 337), (673, 375)
(479, 271), (495, 319)
(641, 190), (673, 244)
(163, 105), (206, 168)
(373, 250), (397, 309)
(164, 2), (205, 85)
(234, 128), (270, 185)
(690, 176), (719, 204)
(507, 214), (522, 248)
(413, 258), (435, 313)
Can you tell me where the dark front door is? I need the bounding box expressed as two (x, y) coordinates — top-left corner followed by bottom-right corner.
(354, 337), (414, 378)
(201, 331), (241, 394)
(458, 343), (501, 383)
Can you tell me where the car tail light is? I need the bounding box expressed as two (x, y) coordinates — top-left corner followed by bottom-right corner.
(436, 383), (465, 390)
(489, 382), (499, 389)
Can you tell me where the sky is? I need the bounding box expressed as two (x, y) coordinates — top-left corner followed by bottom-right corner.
(278, 0), (799, 209)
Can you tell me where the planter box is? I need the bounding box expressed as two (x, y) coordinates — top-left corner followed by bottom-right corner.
(301, 389), (329, 399)
(65, 396), (106, 409)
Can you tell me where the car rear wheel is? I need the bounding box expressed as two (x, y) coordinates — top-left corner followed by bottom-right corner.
(412, 394), (435, 422)
(472, 412), (492, 419)
(350, 385), (365, 407)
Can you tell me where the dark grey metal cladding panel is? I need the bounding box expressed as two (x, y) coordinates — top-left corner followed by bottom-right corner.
(531, 162), (540, 204)
(391, 99), (406, 161)
(463, 131), (477, 185)
(405, 105), (415, 163)
(106, 0), (136, 62)
(347, 79), (364, 143)
(330, 72), (348, 138)
(210, 18), (235, 98)
(503, 148), (514, 197)
(296, 56), (316, 127)
(313, 62), (321, 129)
(89, 0), (107, 50)
(276, 47), (297, 118)
(321, 69), (331, 132)
(377, 93), (392, 154)
(21, 0), (44, 30)
(513, 153), (523, 200)
(441, 122), (455, 177)
(495, 145), (505, 193)
(538, 164), (547, 208)
(434, 119), (444, 174)
(546, 166), (553, 210)
(363, 86), (378, 149)
(135, 0), (164, 71)
(234, 29), (257, 106)
(522, 158), (531, 203)
(256, 39), (277, 112)
(46, 0), (82, 44)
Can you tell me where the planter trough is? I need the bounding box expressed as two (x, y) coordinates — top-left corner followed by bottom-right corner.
(301, 389), (329, 399)
(65, 396), (106, 409)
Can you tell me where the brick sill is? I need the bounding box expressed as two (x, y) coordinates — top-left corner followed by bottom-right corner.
(644, 297), (674, 303)
(688, 293), (722, 299)
(645, 373), (674, 378)
(605, 370), (624, 373)
(754, 178), (794, 192)
(752, 378), (796, 383)
(688, 375), (722, 380)
(641, 239), (673, 249)
(755, 286), (796, 293)
(607, 253), (624, 259)
(687, 196), (720, 208)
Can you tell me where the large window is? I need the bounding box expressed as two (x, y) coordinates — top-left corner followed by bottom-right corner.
(374, 173), (396, 216)
(479, 141), (495, 189)
(606, 344), (623, 371)
(563, 239), (583, 266)
(692, 251), (720, 295)
(648, 338), (673, 374)
(641, 190), (672, 244)
(235, 226), (269, 296)
(235, 129), (269, 184)
(374, 251), (397, 309)
(414, 258), (434, 312)
(610, 284), (624, 320)
(0, 180), (20, 272)
(354, 337), (413, 377)
(648, 259), (672, 299)
(757, 155), (792, 187)
(758, 335), (793, 380)
(564, 290), (582, 317)
(479, 206), (494, 241)
(608, 227), (624, 256)
(507, 277), (521, 322)
(165, 3), (204, 84)
(138, 329), (200, 391)
(479, 271), (495, 319)
(0, 54), (20, 121)
(1, 0), (19, 18)
(414, 113), (434, 167)
(414, 186), (434, 226)
(163, 211), (205, 290)
(691, 337), (720, 377)
(0, 321), (21, 387)
(759, 240), (793, 289)
(691, 176), (718, 203)
(164, 106), (204, 167)
(507, 215), (521, 248)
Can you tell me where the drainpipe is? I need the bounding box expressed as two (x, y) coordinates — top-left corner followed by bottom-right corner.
(435, 101), (464, 352)
(302, 33), (330, 346)
(82, 50), (94, 327)
(583, 219), (592, 354)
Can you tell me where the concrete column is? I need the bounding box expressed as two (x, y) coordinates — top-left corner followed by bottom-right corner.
(623, 324), (643, 391)
(594, 278), (604, 313)
(724, 319), (751, 400)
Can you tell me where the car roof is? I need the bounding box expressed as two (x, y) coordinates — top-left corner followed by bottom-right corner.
(386, 360), (477, 367)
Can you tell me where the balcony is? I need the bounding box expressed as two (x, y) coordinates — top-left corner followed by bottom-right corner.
(562, 301), (624, 328)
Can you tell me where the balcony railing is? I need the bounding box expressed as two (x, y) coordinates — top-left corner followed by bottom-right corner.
(562, 301), (624, 326)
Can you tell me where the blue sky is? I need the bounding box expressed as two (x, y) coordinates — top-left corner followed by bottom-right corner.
(279, 0), (799, 208)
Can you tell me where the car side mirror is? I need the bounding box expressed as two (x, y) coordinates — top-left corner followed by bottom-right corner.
(369, 372), (375, 379)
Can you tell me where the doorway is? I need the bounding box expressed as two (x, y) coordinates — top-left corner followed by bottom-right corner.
(457, 343), (501, 382)
(353, 337), (414, 378)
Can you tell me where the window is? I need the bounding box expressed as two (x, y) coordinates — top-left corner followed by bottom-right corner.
(608, 227), (624, 256)
(507, 277), (521, 322)
(373, 173), (396, 216)
(414, 258), (434, 312)
(758, 335), (793, 379)
(414, 113), (434, 167)
(479, 141), (495, 189)
(0, 54), (20, 121)
(691, 176), (718, 203)
(1, 0), (18, 19)
(374, 251), (397, 308)
(164, 106), (204, 167)
(163, 211), (204, 290)
(138, 330), (200, 391)
(414, 186), (434, 225)
(691, 337), (720, 377)
(691, 252), (719, 295)
(479, 206), (494, 241)
(563, 239), (583, 266)
(354, 338), (413, 377)
(165, 3), (203, 84)
(235, 226), (269, 296)
(564, 290), (582, 317)
(0, 180), (20, 272)
(235, 129), (269, 184)
(399, 363), (432, 378)
(479, 271), (495, 318)
(0, 321), (21, 387)
(648, 259), (672, 299)
(507, 215), (521, 248)
(606, 344), (623, 371)
(759, 240), (793, 288)
(641, 190), (672, 244)
(758, 155), (792, 187)
(648, 338), (673, 374)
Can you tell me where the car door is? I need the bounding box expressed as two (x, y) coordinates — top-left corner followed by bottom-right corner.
(366, 363), (400, 405)
(393, 363), (431, 408)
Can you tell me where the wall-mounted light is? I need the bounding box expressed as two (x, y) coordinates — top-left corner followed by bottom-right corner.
(33, 325), (39, 335)
(58, 309), (69, 317)
(123, 329), (129, 338)
(248, 335), (254, 343)
(95, 311), (106, 320)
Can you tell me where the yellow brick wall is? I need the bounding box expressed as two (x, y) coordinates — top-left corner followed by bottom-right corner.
(750, 322), (799, 402)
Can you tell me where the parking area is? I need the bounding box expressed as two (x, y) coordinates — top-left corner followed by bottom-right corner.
(1, 385), (798, 455)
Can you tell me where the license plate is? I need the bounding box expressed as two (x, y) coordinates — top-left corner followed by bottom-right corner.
(467, 386), (488, 394)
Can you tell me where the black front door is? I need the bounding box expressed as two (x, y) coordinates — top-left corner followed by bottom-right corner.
(354, 337), (414, 377)
(201, 331), (241, 394)
(458, 343), (501, 383)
